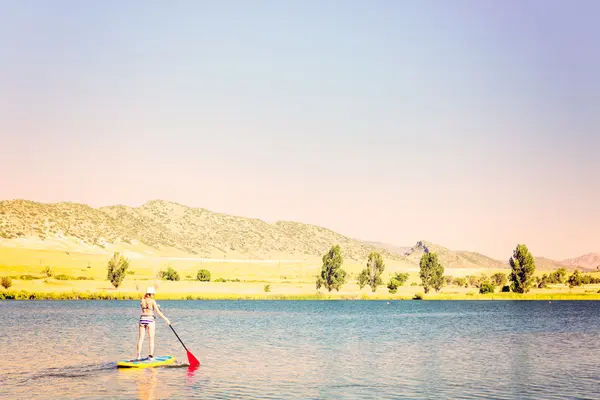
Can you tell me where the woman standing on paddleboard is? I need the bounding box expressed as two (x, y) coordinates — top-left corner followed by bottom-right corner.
(136, 286), (170, 360)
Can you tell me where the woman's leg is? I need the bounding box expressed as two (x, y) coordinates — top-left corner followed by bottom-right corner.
(136, 324), (146, 359)
(148, 322), (155, 357)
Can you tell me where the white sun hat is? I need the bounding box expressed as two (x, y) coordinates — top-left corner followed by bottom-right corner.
(146, 286), (156, 294)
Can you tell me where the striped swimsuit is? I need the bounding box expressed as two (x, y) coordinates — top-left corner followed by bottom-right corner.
(139, 299), (155, 326)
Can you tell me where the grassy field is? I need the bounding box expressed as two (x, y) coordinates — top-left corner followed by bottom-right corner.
(2, 246), (600, 300)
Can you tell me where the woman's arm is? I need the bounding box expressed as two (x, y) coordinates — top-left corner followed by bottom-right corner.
(154, 300), (170, 325)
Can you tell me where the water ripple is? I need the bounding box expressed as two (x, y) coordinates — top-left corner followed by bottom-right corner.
(1, 300), (599, 399)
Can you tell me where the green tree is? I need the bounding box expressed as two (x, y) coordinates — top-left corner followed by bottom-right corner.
(106, 252), (130, 288)
(537, 274), (550, 288)
(358, 251), (385, 292)
(419, 252), (444, 294)
(508, 244), (536, 293)
(197, 269), (211, 282)
(568, 269), (582, 288)
(466, 275), (479, 288)
(387, 272), (410, 294)
(490, 272), (507, 287)
(453, 277), (467, 288)
(550, 267), (567, 284)
(316, 245), (347, 292)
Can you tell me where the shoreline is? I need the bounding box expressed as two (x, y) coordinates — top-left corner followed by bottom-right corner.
(2, 289), (600, 301)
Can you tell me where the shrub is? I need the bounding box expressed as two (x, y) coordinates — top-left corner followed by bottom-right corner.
(501, 285), (510, 292)
(387, 272), (410, 294)
(21, 274), (39, 280)
(197, 269), (211, 282)
(42, 266), (53, 277)
(54, 274), (74, 280)
(479, 282), (496, 294)
(453, 277), (467, 288)
(387, 279), (398, 294)
(1, 276), (12, 289)
(413, 292), (424, 300)
(264, 284), (271, 292)
(159, 266), (180, 281)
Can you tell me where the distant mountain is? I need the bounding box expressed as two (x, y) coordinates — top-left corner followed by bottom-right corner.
(560, 253), (600, 271)
(533, 257), (579, 272)
(0, 199), (594, 272)
(402, 241), (508, 269)
(362, 241), (411, 256)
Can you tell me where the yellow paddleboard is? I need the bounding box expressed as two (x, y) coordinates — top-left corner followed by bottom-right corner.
(117, 355), (175, 368)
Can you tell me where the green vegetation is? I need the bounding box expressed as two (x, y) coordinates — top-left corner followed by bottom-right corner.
(197, 269), (211, 282)
(453, 277), (467, 288)
(419, 252), (444, 293)
(387, 272), (409, 294)
(159, 266), (180, 281)
(358, 251), (385, 292)
(264, 284), (271, 292)
(107, 252), (130, 288)
(1, 276), (12, 289)
(42, 266), (53, 277)
(316, 245), (347, 292)
(509, 244), (536, 293)
(479, 282), (496, 294)
(490, 272), (507, 287)
(549, 268), (567, 284)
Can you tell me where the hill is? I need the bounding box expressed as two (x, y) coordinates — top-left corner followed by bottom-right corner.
(560, 253), (600, 271)
(0, 199), (593, 272)
(0, 199), (407, 262)
(402, 241), (508, 269)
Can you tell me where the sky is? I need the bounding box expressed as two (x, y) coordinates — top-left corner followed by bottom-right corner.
(0, 0), (598, 261)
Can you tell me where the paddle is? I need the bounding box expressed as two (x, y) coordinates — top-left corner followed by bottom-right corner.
(169, 324), (200, 367)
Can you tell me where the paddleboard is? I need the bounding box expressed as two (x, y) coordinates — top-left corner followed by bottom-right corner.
(117, 355), (175, 368)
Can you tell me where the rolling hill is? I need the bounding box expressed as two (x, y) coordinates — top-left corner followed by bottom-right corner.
(560, 253), (600, 271)
(0, 199), (594, 271)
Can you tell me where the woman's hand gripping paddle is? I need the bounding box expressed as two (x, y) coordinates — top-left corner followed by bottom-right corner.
(169, 324), (200, 367)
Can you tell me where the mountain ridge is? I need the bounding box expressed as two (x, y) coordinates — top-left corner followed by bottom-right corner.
(0, 198), (595, 271)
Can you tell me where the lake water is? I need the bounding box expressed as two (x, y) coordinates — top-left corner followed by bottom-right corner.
(0, 300), (598, 399)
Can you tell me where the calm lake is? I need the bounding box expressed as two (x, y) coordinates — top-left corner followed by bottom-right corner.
(1, 300), (598, 399)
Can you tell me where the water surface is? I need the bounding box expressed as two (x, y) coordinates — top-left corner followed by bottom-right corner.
(1, 300), (598, 399)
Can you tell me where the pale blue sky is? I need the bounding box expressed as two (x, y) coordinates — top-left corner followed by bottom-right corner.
(1, 1), (598, 260)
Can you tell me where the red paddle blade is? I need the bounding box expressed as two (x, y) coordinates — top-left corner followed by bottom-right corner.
(187, 350), (200, 367)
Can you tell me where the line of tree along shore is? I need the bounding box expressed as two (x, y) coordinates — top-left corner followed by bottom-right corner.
(313, 243), (600, 297)
(1, 244), (599, 299)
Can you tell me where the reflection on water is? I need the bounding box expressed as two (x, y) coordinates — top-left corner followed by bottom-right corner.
(1, 300), (599, 399)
